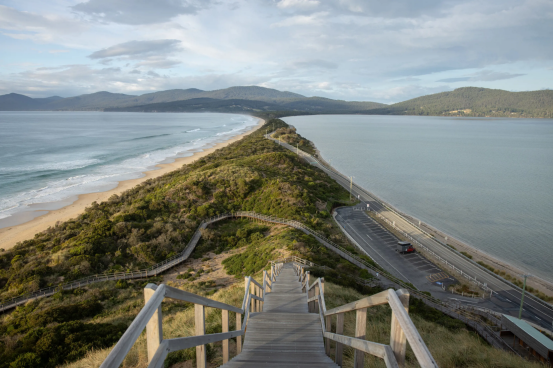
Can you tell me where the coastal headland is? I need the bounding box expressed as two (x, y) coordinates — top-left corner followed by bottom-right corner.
(0, 118), (265, 252)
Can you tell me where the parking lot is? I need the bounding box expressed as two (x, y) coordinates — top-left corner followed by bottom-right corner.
(336, 207), (457, 291)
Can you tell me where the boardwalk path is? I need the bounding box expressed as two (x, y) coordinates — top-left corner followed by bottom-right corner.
(222, 264), (338, 367)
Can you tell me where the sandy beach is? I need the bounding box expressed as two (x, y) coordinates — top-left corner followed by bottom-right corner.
(0, 118), (265, 252)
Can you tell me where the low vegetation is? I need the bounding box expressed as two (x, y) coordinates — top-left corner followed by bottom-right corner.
(477, 261), (553, 303)
(323, 282), (541, 368)
(271, 126), (317, 155)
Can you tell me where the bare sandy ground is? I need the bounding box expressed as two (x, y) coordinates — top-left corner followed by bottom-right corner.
(0, 119), (264, 252)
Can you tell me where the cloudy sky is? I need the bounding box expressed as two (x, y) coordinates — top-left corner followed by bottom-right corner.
(1, 0), (552, 103)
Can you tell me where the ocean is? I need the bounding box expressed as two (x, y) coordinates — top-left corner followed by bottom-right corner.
(0, 112), (258, 227)
(283, 115), (553, 283)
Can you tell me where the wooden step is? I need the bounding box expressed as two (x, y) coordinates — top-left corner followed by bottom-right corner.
(221, 264), (338, 368)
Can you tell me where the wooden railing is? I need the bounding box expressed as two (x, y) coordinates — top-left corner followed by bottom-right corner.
(271, 256), (380, 288)
(100, 263), (283, 368)
(293, 262), (438, 368)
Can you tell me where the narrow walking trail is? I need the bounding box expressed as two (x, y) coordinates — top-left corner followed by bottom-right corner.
(222, 264), (338, 367)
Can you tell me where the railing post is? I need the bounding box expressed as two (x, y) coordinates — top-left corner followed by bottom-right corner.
(354, 308), (367, 367)
(195, 304), (206, 368)
(250, 282), (255, 313)
(262, 271), (267, 310)
(236, 312), (242, 354)
(222, 309), (229, 364)
(325, 315), (331, 356)
(144, 284), (163, 365)
(314, 279), (320, 314)
(391, 290), (410, 367)
(256, 284), (261, 312)
(335, 313), (344, 366)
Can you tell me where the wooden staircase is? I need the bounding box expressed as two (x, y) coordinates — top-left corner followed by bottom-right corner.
(221, 264), (338, 367)
(101, 256), (437, 368)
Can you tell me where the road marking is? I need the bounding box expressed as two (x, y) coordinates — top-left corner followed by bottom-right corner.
(339, 217), (413, 284)
(419, 266), (439, 272)
(365, 234), (373, 240)
(448, 298), (478, 304)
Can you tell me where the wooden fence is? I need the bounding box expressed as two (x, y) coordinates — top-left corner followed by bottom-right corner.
(293, 262), (438, 368)
(100, 263), (283, 368)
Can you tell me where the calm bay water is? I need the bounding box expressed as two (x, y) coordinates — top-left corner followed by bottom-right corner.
(0, 112), (257, 227)
(283, 115), (553, 283)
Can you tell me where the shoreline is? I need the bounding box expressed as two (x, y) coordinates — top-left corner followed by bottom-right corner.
(0, 118), (265, 252)
(312, 147), (553, 297)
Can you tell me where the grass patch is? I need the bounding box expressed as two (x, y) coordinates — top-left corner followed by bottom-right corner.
(323, 282), (542, 368)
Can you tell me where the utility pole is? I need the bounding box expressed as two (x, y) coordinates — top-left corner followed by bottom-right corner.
(518, 274), (531, 319)
(350, 176), (353, 201)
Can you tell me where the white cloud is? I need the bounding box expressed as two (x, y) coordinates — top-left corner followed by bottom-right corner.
(271, 11), (328, 27)
(89, 40), (182, 59)
(437, 70), (525, 83)
(277, 0), (320, 9)
(72, 0), (213, 25)
(0, 5), (86, 42)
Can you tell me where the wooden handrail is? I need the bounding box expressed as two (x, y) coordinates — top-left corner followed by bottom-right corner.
(325, 290), (390, 315)
(165, 285), (243, 313)
(292, 262), (438, 368)
(101, 284), (166, 368)
(101, 274), (267, 368)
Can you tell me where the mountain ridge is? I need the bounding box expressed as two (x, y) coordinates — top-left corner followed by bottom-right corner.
(1, 86), (551, 118)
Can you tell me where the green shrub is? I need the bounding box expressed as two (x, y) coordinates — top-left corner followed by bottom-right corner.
(2, 321), (127, 368)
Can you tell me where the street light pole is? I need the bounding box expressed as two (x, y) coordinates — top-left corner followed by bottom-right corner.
(518, 274), (531, 319)
(350, 176), (353, 201)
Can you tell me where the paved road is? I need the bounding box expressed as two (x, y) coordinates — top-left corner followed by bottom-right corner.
(335, 207), (458, 297)
(269, 135), (553, 329)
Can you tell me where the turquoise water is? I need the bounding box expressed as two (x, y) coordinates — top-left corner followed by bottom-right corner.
(0, 112), (257, 227)
(283, 115), (553, 283)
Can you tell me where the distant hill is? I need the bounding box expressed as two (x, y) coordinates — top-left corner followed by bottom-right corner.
(0, 93), (63, 110)
(104, 97), (287, 113)
(0, 86), (385, 114)
(369, 87), (553, 118)
(2, 86), (551, 118)
(276, 96), (385, 113)
(45, 91), (136, 110)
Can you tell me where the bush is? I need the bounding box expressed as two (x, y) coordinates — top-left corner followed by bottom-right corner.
(2, 321), (127, 368)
